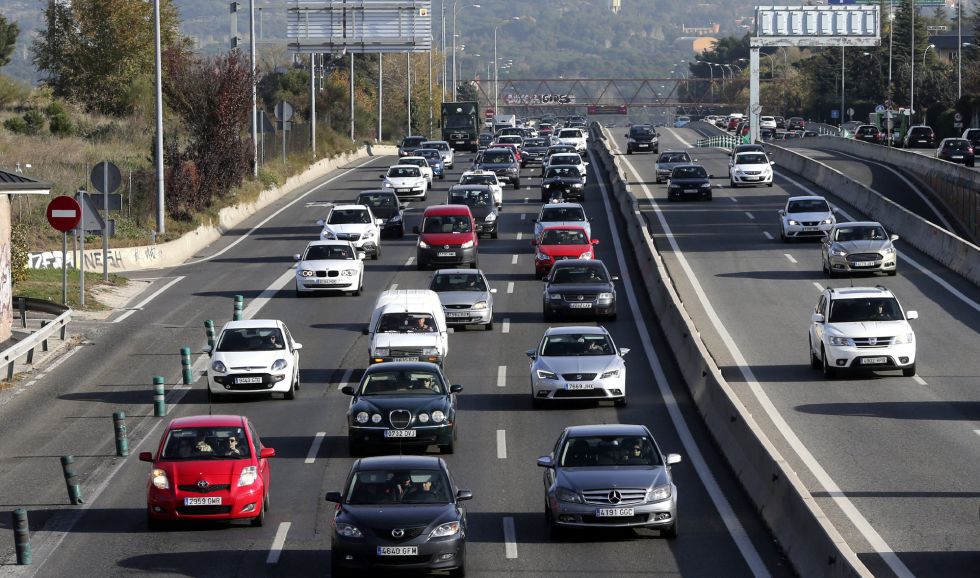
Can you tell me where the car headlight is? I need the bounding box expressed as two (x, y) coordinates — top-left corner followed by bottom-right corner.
(506, 167), (518, 173)
(536, 251), (550, 261)
(787, 219), (799, 226)
(472, 301), (488, 310)
(829, 335), (855, 347)
(418, 240), (430, 249)
(431, 410), (446, 423)
(299, 269), (315, 277)
(211, 360), (227, 373)
(461, 240), (474, 249)
(150, 468), (169, 490)
(422, 347), (440, 356)
(648, 485), (672, 502)
(542, 183), (551, 189)
(374, 348), (389, 357)
(389, 214), (402, 222)
(700, 182), (711, 188)
(894, 332), (915, 344)
(598, 292), (614, 300)
(548, 293), (562, 300)
(830, 244), (848, 257)
(600, 369), (620, 379)
(237, 466), (258, 487)
(430, 521), (460, 538)
(578, 251), (592, 259)
(271, 359), (288, 371)
(485, 213), (496, 222)
(362, 230), (375, 239)
(321, 230), (336, 239)
(536, 369), (557, 380)
(342, 269), (358, 276)
(881, 245), (896, 255)
(417, 412), (430, 423)
(336, 523), (363, 538)
(555, 487), (583, 504)
(571, 183), (583, 188)
(821, 218), (834, 225)
(355, 411), (369, 424)
(382, 180), (394, 188)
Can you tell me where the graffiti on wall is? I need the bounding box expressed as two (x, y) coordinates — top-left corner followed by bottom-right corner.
(0, 241), (11, 340)
(28, 245), (163, 270)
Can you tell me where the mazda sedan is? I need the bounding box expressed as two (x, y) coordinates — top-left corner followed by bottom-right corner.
(526, 326), (628, 407)
(327, 455), (471, 577)
(537, 424), (680, 537)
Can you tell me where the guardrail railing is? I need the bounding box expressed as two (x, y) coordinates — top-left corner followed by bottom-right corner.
(2, 297), (72, 381)
(695, 134), (742, 149)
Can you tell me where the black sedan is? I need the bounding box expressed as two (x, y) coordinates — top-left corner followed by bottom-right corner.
(327, 455), (472, 577)
(342, 362), (461, 455)
(666, 165), (712, 201)
(541, 166), (586, 202)
(542, 259), (618, 321)
(447, 185), (498, 238)
(521, 137), (552, 165)
(356, 190), (405, 238)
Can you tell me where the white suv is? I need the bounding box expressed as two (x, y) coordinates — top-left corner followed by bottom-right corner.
(808, 286), (918, 378)
(556, 127), (587, 155)
(317, 205), (383, 259)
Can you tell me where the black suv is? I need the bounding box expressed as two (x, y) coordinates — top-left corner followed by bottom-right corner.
(398, 135), (427, 157)
(853, 125), (882, 144)
(474, 147), (521, 189)
(625, 124), (659, 154)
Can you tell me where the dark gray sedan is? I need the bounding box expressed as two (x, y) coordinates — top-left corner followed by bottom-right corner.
(654, 150), (692, 183)
(667, 164), (712, 201)
(542, 259), (617, 321)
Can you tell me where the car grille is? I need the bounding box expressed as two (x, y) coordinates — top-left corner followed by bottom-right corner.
(176, 505), (232, 515)
(445, 304), (470, 310)
(389, 409), (412, 429)
(853, 336), (895, 348)
(554, 388), (604, 398)
(561, 373), (597, 381)
(388, 347), (423, 357)
(178, 484), (231, 494)
(582, 488), (648, 505)
(580, 514), (650, 525)
(335, 233), (361, 241)
(846, 253), (882, 262)
(799, 221), (821, 227)
(563, 294), (598, 303)
(451, 132), (467, 140)
(372, 526), (426, 542)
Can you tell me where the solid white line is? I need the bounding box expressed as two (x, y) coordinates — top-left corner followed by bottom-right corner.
(784, 253), (798, 264)
(390, 284), (398, 290)
(266, 522), (291, 564)
(496, 365), (506, 387)
(305, 432), (326, 464)
(511, 254), (519, 265)
(507, 282), (515, 294)
(730, 197), (739, 203)
(242, 268), (295, 319)
(496, 430), (507, 459)
(113, 276), (185, 323)
(502, 516), (518, 559)
(40, 344), (82, 374)
(974, 429), (980, 438)
(520, 213), (526, 221)
(813, 282), (825, 292)
(516, 232), (523, 241)
(744, 212), (755, 220)
(763, 231), (774, 240)
(405, 257), (415, 266)
(913, 375), (928, 386)
(502, 318), (510, 333)
(614, 150), (909, 578)
(337, 367), (354, 391)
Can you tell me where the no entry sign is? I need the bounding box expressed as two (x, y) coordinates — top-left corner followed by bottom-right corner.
(46, 195), (82, 232)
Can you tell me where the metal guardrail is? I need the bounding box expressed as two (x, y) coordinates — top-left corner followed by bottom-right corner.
(2, 297), (72, 381)
(695, 134), (742, 149)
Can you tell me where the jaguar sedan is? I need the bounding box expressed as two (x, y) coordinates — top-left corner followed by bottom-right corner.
(526, 326), (628, 407)
(293, 240), (364, 297)
(342, 362), (462, 455)
(537, 424), (680, 537)
(543, 259), (617, 321)
(327, 455), (471, 577)
(206, 320), (302, 401)
(429, 268), (496, 331)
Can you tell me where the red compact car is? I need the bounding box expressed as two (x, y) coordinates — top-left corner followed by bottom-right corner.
(140, 414), (275, 528)
(532, 225), (597, 279)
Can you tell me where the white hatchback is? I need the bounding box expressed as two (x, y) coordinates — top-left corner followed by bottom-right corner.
(399, 156), (434, 185)
(206, 319), (303, 401)
(729, 151), (774, 187)
(381, 165), (428, 200)
(293, 240), (365, 297)
(778, 195), (835, 242)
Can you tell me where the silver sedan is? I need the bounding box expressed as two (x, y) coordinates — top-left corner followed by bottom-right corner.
(821, 221), (899, 277)
(429, 269), (496, 330)
(526, 326), (628, 408)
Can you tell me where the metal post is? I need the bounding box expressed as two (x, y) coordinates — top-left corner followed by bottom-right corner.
(749, 49), (760, 143)
(79, 196), (85, 308)
(250, 0), (257, 177)
(958, 0), (962, 100)
(841, 45), (845, 128)
(112, 412), (129, 457)
(153, 0), (165, 233)
(441, 0), (447, 95)
(180, 347), (193, 385)
(12, 509), (30, 565)
(888, 1), (893, 90)
(493, 26), (498, 113)
(452, 2), (457, 101)
(910, 3), (915, 120)
(311, 53), (317, 156)
(153, 376), (166, 417)
(407, 52), (412, 135)
(378, 53), (383, 142)
(61, 231), (67, 305)
(60, 455), (83, 504)
(102, 162), (109, 281)
(428, 48), (433, 138)
(205, 319), (216, 348)
(233, 294), (244, 321)
(351, 52), (355, 141)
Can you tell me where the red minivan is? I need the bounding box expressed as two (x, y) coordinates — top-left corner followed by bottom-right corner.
(414, 204), (479, 269)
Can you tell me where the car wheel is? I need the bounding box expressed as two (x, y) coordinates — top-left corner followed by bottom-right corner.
(440, 438), (455, 455)
(532, 396), (545, 409)
(416, 260), (426, 271)
(779, 227), (787, 242)
(347, 438), (361, 457)
(606, 311), (617, 322)
(485, 319), (493, 331)
(821, 347), (837, 379)
(614, 397), (627, 408)
(902, 364), (916, 377)
(250, 496), (266, 527)
(655, 177), (661, 184)
(543, 307), (554, 322)
(706, 193), (712, 201)
(730, 179), (737, 188)
(372, 246), (380, 260)
(421, 192), (427, 201)
(397, 226), (405, 238)
(293, 368), (301, 391)
(767, 182), (774, 187)
(351, 281), (362, 297)
(208, 389), (223, 404)
(147, 512), (165, 532)
(887, 269), (897, 277)
(809, 337), (821, 369)
(491, 229), (498, 239)
(284, 379), (296, 400)
(330, 554), (347, 578)
(661, 520), (678, 539)
(968, 160), (975, 167)
(513, 179), (521, 190)
(440, 174), (445, 180)
(626, 148), (632, 155)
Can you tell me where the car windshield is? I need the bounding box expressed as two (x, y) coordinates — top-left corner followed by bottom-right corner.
(828, 297), (903, 322)
(541, 333), (614, 356)
(445, 116), (475, 129)
(551, 265), (607, 284)
(525, 138), (548, 147)
(345, 469), (453, 504)
(558, 129), (581, 138)
(422, 215), (472, 233)
(631, 127), (655, 136)
(422, 142), (449, 150)
(417, 149), (441, 160)
(431, 272), (488, 292)
(304, 245), (355, 260)
(787, 199), (830, 213)
(541, 228), (588, 245)
(550, 155), (581, 165)
(358, 193), (397, 209)
(545, 167), (578, 179)
(540, 207), (586, 222)
(449, 189), (493, 206)
(482, 152), (513, 164)
(858, 126), (877, 134)
(216, 327), (285, 351)
(944, 140), (970, 151)
(359, 368), (446, 396)
(499, 136), (522, 144)
(388, 167), (421, 178)
(479, 134), (493, 143)
(834, 226), (887, 242)
(736, 154), (768, 165)
(658, 153), (690, 163)
(161, 426), (251, 460)
(548, 146), (576, 155)
(402, 137), (425, 148)
(671, 166), (707, 179)
(558, 435), (661, 467)
(402, 158), (426, 168)
(461, 174), (496, 186)
(329, 209), (371, 224)
(376, 312), (437, 334)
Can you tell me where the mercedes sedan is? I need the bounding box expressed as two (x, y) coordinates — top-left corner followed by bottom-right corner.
(526, 326), (628, 407)
(537, 424), (680, 537)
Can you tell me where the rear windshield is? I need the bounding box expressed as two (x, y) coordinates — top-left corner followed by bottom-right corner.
(328, 209), (371, 224)
(388, 166), (421, 178)
(540, 206), (586, 222)
(431, 272), (488, 292)
(448, 189), (493, 206)
(828, 298), (903, 323)
(304, 244), (356, 260)
(402, 137), (425, 147)
(541, 333), (614, 356)
(482, 152), (514, 164)
(834, 225), (887, 242)
(359, 368), (446, 395)
(671, 166), (707, 179)
(658, 153), (690, 163)
(787, 199), (830, 213)
(345, 469), (452, 505)
(551, 265), (607, 284)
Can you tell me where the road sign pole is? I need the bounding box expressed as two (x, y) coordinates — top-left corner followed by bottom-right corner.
(79, 195), (85, 308)
(62, 232), (67, 305)
(102, 162), (109, 281)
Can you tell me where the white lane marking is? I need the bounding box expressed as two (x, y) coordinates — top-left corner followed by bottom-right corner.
(496, 365), (507, 387)
(507, 282), (515, 294)
(266, 522), (291, 564)
(503, 516), (518, 559)
(405, 257), (415, 266)
(183, 156), (382, 267)
(511, 255), (519, 265)
(974, 430), (980, 438)
(113, 276), (185, 323)
(813, 282), (825, 292)
(913, 375), (928, 386)
(337, 367), (354, 391)
(502, 318), (510, 334)
(784, 253), (798, 264)
(516, 232), (523, 241)
(242, 268), (295, 319)
(730, 197), (739, 203)
(305, 432), (326, 464)
(615, 150), (908, 578)
(520, 213), (526, 221)
(763, 231), (774, 240)
(390, 283), (398, 290)
(779, 171), (980, 314)
(602, 150), (771, 577)
(496, 430), (507, 459)
(745, 212), (755, 220)
(523, 197), (529, 204)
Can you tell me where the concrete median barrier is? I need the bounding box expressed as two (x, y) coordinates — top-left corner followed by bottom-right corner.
(590, 126), (870, 578)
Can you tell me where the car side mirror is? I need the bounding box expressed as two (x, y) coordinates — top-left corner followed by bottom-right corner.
(610, 275), (620, 281)
(620, 348), (630, 356)
(530, 240), (537, 246)
(584, 162), (589, 166)
(341, 385), (355, 396)
(906, 310), (918, 320)
(376, 219), (384, 226)
(820, 234), (830, 242)
(778, 210), (786, 216)
(260, 448), (276, 459)
(450, 384), (463, 393)
(811, 313), (825, 323)
(203, 345), (213, 355)
(456, 489), (474, 501)
(666, 453), (682, 465)
(490, 288), (498, 294)
(537, 456), (554, 468)
(708, 174), (715, 178)
(446, 328), (455, 334)
(624, 134), (629, 138)
(591, 239), (599, 245)
(316, 219), (325, 226)
(770, 161), (775, 165)
(890, 234), (899, 241)
(531, 218), (537, 222)
(379, 174), (385, 179)
(325, 491), (343, 503)
(293, 254), (302, 261)
(525, 349), (537, 358)
(357, 251), (367, 260)
(139, 452), (153, 462)
(413, 226), (421, 234)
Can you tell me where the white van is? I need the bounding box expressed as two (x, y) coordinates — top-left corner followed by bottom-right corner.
(365, 290), (451, 366)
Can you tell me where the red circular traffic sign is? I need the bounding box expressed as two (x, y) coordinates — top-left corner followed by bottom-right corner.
(485, 107), (495, 118)
(46, 195), (82, 232)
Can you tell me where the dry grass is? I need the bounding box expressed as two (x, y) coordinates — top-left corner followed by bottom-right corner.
(13, 268), (129, 311)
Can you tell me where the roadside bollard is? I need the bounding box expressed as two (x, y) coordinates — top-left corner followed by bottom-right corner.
(180, 347), (193, 385)
(233, 295), (244, 321)
(60, 456), (83, 505)
(13, 508), (30, 565)
(152, 376), (166, 417)
(204, 320), (216, 348)
(112, 412), (129, 457)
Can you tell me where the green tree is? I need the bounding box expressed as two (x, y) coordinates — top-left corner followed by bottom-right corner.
(0, 12), (18, 68)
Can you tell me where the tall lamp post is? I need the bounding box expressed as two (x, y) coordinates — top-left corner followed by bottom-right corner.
(452, 2), (480, 101)
(912, 43), (934, 124)
(493, 17), (521, 114)
(696, 60), (715, 101)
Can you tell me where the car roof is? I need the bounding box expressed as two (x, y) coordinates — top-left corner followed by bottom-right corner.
(306, 239), (356, 248)
(787, 195), (827, 202)
(433, 268), (482, 275)
(220, 319), (280, 330)
(421, 140), (449, 145)
(357, 189), (397, 197)
(833, 220), (882, 228)
(388, 164), (420, 170)
(331, 204), (369, 211)
(658, 150), (687, 155)
(826, 286), (896, 299)
(363, 361), (444, 374)
(483, 147), (513, 154)
(541, 224), (588, 233)
(544, 325), (609, 336)
(354, 455), (445, 470)
(564, 423), (649, 438)
(449, 184), (492, 192)
(422, 204), (473, 216)
(550, 258), (605, 268)
(400, 156), (427, 162)
(540, 202), (584, 210)
(168, 414), (247, 429)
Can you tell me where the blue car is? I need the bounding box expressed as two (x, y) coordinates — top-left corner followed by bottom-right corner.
(417, 148), (446, 180)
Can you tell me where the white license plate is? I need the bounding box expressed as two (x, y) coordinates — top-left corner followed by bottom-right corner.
(568, 303), (592, 309)
(802, 226), (818, 231)
(446, 312), (470, 317)
(853, 261), (877, 267)
(234, 377), (262, 384)
(393, 356), (419, 362)
(952, 156), (963, 159)
(437, 251), (456, 257)
(861, 357), (887, 365)
(566, 383), (593, 390)
(377, 546), (418, 556)
(384, 429), (417, 438)
(184, 497), (222, 506)
(637, 144), (649, 148)
(684, 189), (698, 193)
(317, 278), (342, 284)
(596, 507), (634, 517)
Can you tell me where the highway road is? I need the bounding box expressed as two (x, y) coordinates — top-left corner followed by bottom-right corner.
(603, 126), (980, 578)
(0, 149), (793, 576)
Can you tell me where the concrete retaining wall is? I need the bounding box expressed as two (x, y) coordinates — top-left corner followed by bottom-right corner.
(591, 128), (871, 578)
(28, 145), (397, 273)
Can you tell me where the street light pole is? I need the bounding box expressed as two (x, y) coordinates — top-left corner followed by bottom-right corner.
(910, 2), (915, 118)
(153, 0), (165, 233)
(452, 3), (480, 102)
(841, 45), (845, 126)
(441, 1), (446, 95)
(249, 0), (257, 177)
(493, 18), (520, 115)
(958, 0), (962, 100)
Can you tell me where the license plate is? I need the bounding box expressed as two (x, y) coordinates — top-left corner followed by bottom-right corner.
(952, 156), (963, 160)
(596, 507), (634, 517)
(446, 312), (470, 317)
(234, 377), (262, 384)
(853, 261), (877, 267)
(184, 497), (222, 506)
(637, 144), (649, 148)
(566, 383), (593, 390)
(861, 357), (887, 365)
(437, 251), (456, 257)
(684, 189), (698, 193)
(377, 546), (418, 556)
(318, 278), (341, 284)
(568, 303), (592, 309)
(384, 429), (417, 438)
(803, 226), (818, 231)
(393, 356), (419, 362)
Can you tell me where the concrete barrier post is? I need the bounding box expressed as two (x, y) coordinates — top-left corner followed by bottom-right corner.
(112, 412), (128, 457)
(12, 508), (30, 565)
(60, 455), (83, 504)
(233, 295), (244, 321)
(204, 320), (216, 349)
(180, 347), (193, 385)
(152, 376), (166, 417)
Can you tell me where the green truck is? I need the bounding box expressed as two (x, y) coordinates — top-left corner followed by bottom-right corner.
(440, 101), (480, 152)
